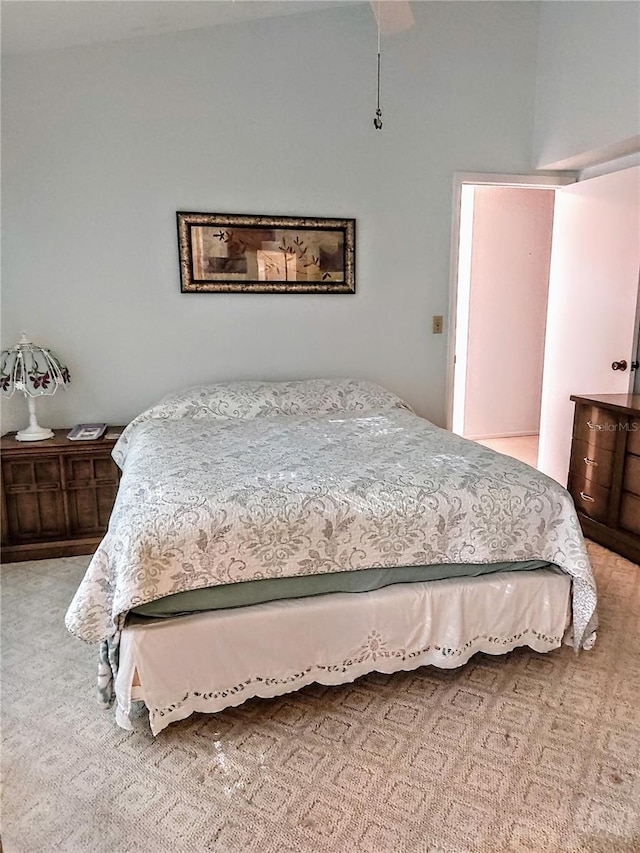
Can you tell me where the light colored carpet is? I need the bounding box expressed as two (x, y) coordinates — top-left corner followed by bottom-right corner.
(2, 542), (639, 853)
(474, 436), (539, 470)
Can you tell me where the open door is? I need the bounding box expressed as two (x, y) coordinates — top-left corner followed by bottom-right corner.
(446, 172), (574, 434)
(538, 166), (640, 484)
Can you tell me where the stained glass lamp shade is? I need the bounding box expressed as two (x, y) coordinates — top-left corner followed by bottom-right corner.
(0, 333), (71, 441)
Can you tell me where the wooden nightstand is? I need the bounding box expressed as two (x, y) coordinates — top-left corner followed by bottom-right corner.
(1, 428), (124, 562)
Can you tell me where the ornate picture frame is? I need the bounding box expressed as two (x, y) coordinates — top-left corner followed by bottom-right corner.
(177, 212), (356, 293)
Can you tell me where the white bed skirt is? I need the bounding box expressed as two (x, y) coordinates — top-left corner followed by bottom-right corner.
(115, 568), (571, 735)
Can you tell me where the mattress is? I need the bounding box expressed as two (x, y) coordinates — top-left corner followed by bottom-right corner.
(131, 559), (554, 616)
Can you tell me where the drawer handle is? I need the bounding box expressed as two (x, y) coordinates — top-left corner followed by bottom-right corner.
(586, 420), (605, 431)
(579, 491), (595, 503)
(583, 457), (598, 467)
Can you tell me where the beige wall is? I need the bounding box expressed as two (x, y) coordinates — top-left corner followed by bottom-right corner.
(463, 187), (555, 439)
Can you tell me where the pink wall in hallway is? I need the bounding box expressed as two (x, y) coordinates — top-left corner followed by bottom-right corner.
(463, 187), (555, 439)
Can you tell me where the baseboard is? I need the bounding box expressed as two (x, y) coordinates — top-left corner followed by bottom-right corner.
(1, 537), (100, 563)
(466, 431), (539, 441)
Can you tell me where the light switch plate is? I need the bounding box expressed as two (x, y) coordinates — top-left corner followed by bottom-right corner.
(433, 315), (443, 334)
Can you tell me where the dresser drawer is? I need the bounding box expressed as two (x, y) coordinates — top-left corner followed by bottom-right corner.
(568, 439), (614, 489)
(627, 418), (640, 456)
(619, 492), (640, 536)
(569, 395), (640, 564)
(568, 475), (611, 523)
(573, 403), (622, 452)
(622, 453), (640, 498)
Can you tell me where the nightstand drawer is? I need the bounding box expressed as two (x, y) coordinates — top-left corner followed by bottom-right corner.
(3, 486), (66, 541)
(568, 475), (611, 524)
(64, 455), (119, 488)
(568, 439), (614, 490)
(63, 455), (120, 534)
(573, 403), (622, 452)
(2, 457), (62, 491)
(2, 455), (67, 541)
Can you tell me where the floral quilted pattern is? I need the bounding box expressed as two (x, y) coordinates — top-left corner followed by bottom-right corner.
(65, 380), (597, 651)
(113, 378), (412, 466)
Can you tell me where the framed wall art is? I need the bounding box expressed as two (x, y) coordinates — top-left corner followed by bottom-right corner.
(177, 212), (356, 293)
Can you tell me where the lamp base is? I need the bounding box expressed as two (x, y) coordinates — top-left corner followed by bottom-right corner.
(16, 424), (55, 442)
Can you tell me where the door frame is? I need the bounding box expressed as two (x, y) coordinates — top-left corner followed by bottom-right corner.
(445, 171), (577, 433)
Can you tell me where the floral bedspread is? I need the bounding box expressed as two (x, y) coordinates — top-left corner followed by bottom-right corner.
(65, 379), (597, 658)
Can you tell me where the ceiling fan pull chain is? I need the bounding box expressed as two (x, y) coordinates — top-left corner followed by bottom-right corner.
(374, 4), (383, 130)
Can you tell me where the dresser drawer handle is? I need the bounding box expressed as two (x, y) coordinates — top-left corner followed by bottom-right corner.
(583, 457), (598, 466)
(579, 491), (595, 503)
(586, 420), (605, 431)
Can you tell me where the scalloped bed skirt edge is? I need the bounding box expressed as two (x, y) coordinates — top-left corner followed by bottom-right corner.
(115, 568), (572, 735)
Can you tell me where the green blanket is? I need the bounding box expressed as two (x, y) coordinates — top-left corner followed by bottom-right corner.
(131, 560), (554, 618)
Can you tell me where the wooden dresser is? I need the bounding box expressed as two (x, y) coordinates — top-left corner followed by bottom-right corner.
(1, 428), (123, 563)
(568, 394), (640, 564)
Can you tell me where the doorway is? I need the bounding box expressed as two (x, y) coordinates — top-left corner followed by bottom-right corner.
(448, 174), (571, 468)
(447, 167), (640, 482)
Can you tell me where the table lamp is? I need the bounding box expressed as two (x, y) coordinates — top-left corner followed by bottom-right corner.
(0, 333), (71, 441)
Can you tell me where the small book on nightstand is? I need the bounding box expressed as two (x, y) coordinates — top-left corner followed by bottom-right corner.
(67, 423), (108, 441)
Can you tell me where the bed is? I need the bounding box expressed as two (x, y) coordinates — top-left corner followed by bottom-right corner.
(65, 378), (597, 735)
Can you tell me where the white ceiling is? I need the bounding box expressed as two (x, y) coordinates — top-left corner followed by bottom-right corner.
(1, 0), (362, 56)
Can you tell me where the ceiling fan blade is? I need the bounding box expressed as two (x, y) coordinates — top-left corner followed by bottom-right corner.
(370, 1), (415, 35)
